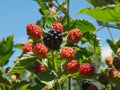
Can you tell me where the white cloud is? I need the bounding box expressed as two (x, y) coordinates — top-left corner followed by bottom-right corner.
(101, 46), (112, 59)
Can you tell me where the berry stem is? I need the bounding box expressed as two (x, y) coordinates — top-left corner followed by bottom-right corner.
(66, 0), (71, 89)
(68, 77), (71, 90)
(67, 0), (70, 31)
(51, 51), (55, 70)
(76, 79), (82, 90)
(106, 26), (114, 42)
(51, 51), (62, 90)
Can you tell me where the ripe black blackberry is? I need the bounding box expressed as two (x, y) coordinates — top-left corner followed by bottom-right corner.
(82, 79), (92, 90)
(43, 30), (62, 50)
(113, 57), (120, 70)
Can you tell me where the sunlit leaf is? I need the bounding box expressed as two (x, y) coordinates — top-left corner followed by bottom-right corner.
(4, 53), (37, 76)
(0, 51), (14, 66)
(0, 35), (14, 55)
(107, 39), (117, 53)
(14, 43), (23, 50)
(78, 5), (120, 22)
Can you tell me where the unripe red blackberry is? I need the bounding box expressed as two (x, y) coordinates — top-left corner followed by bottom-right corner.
(79, 63), (95, 76)
(60, 47), (76, 61)
(22, 42), (33, 53)
(67, 28), (82, 44)
(113, 57), (120, 70)
(33, 62), (46, 74)
(98, 73), (109, 86)
(105, 56), (113, 68)
(44, 87), (53, 90)
(82, 79), (92, 90)
(26, 23), (42, 40)
(43, 30), (63, 50)
(33, 43), (48, 58)
(64, 60), (80, 74)
(87, 85), (98, 90)
(51, 22), (63, 32)
(14, 72), (20, 78)
(116, 48), (120, 57)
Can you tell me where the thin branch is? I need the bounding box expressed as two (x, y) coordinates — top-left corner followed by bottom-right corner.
(96, 26), (104, 32)
(107, 27), (114, 42)
(67, 0), (70, 31)
(99, 23), (120, 30)
(68, 77), (71, 90)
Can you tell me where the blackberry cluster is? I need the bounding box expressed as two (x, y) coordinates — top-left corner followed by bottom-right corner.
(82, 79), (92, 90)
(43, 30), (62, 50)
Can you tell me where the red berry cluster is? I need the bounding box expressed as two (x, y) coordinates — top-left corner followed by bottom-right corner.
(22, 42), (33, 53)
(64, 60), (79, 74)
(33, 43), (48, 58)
(79, 63), (95, 76)
(60, 47), (76, 61)
(67, 28), (82, 44)
(33, 62), (46, 74)
(26, 23), (42, 40)
(51, 22), (63, 32)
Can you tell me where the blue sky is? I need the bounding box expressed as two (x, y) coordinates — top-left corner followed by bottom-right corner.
(0, 0), (120, 66)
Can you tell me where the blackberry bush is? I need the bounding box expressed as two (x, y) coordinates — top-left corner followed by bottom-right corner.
(1, 0), (120, 90)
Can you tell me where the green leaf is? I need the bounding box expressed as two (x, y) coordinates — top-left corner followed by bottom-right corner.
(36, 16), (56, 29)
(64, 19), (96, 33)
(4, 53), (37, 76)
(10, 81), (29, 90)
(86, 0), (106, 7)
(82, 32), (101, 55)
(28, 85), (43, 90)
(56, 1), (67, 12)
(38, 71), (55, 81)
(71, 19), (96, 33)
(107, 39), (117, 53)
(36, 0), (49, 15)
(41, 80), (55, 89)
(78, 5), (120, 22)
(0, 35), (14, 55)
(0, 51), (14, 66)
(17, 84), (29, 90)
(115, 38), (120, 47)
(86, 0), (114, 7)
(0, 84), (5, 90)
(0, 35), (14, 66)
(75, 47), (92, 62)
(14, 43), (23, 49)
(114, 0), (120, 3)
(0, 76), (11, 85)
